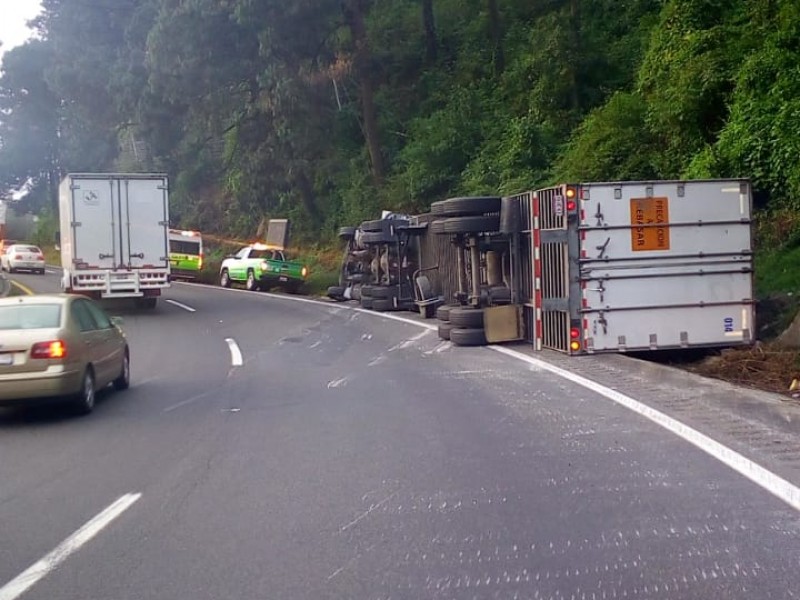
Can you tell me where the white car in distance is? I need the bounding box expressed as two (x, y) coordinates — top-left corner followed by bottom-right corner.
(1, 244), (46, 274)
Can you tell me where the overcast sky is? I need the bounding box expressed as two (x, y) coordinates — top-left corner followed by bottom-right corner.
(0, 0), (43, 63)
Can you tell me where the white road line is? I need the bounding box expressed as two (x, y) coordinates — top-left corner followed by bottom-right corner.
(0, 493), (141, 600)
(180, 282), (800, 512)
(165, 299), (197, 313)
(225, 338), (243, 367)
(491, 345), (800, 513)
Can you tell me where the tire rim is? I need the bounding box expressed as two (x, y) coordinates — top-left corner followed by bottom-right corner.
(247, 273), (255, 289)
(221, 272), (229, 286)
(123, 356), (130, 384)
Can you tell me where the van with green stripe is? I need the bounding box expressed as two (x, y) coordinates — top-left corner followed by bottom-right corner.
(168, 229), (203, 280)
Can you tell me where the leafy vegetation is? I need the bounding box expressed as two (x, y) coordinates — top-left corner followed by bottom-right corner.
(0, 0), (799, 294)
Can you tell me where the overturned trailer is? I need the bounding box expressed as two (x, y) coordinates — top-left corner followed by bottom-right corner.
(413, 179), (755, 354)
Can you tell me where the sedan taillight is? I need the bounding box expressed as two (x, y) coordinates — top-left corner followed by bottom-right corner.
(31, 340), (67, 359)
(14, 254), (22, 260)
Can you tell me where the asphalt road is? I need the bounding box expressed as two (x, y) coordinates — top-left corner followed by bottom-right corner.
(1, 270), (799, 599)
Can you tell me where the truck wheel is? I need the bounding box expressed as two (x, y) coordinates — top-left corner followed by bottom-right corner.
(438, 322), (455, 340)
(245, 270), (260, 291)
(135, 297), (157, 309)
(360, 296), (374, 309)
(436, 305), (453, 322)
(338, 226), (356, 240)
(372, 298), (395, 312)
(327, 285), (346, 299)
(450, 327), (487, 347)
(449, 307), (484, 328)
(220, 269), (232, 288)
(435, 196), (502, 217)
(443, 215), (501, 234)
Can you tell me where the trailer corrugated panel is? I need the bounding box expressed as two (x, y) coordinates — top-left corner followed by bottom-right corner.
(578, 179), (754, 352)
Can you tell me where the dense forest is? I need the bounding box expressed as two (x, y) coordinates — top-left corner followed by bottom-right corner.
(0, 0), (798, 252)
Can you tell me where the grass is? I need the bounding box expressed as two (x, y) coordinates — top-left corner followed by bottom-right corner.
(754, 245), (800, 297)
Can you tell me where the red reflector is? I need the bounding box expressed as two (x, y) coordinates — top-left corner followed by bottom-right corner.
(14, 255), (22, 260)
(31, 340), (67, 359)
(570, 328), (580, 339)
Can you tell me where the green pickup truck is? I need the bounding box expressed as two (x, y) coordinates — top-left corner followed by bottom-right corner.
(219, 244), (308, 292)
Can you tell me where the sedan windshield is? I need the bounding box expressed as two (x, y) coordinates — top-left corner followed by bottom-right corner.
(0, 305), (62, 330)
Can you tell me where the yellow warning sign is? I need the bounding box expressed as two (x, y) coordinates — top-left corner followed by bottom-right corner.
(630, 197), (670, 251)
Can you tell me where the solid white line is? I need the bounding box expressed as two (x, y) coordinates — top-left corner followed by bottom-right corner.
(165, 299), (197, 313)
(180, 281), (800, 512)
(0, 493), (141, 600)
(491, 345), (800, 513)
(225, 338), (243, 366)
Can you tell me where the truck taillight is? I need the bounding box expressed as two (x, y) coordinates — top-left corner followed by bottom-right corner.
(569, 327), (582, 352)
(31, 340), (67, 359)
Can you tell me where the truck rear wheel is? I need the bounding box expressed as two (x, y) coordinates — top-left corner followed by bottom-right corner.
(245, 270), (259, 291)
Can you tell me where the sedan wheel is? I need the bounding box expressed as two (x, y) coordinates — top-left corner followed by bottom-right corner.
(113, 352), (131, 391)
(73, 369), (96, 415)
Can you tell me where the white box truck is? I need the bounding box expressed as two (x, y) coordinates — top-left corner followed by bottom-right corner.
(525, 179), (754, 353)
(59, 173), (171, 308)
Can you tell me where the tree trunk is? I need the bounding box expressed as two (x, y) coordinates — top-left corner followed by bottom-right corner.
(343, 0), (386, 185)
(422, 0), (437, 63)
(487, 0), (504, 76)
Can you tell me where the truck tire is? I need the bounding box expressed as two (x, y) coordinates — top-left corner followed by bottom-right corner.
(371, 285), (398, 300)
(135, 297), (157, 309)
(435, 196), (502, 217)
(430, 220), (447, 234)
(360, 296), (374, 309)
(361, 219), (385, 232)
(245, 270), (259, 291)
(327, 285), (346, 299)
(449, 307), (484, 328)
(220, 269), (232, 288)
(372, 298), (395, 312)
(436, 305), (453, 322)
(443, 215), (501, 234)
(361, 231), (393, 245)
(361, 285), (376, 298)
(450, 327), (487, 346)
(438, 322), (455, 340)
(338, 226), (356, 240)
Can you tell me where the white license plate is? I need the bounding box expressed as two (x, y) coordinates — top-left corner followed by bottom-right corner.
(0, 354), (13, 366)
(279, 276), (288, 282)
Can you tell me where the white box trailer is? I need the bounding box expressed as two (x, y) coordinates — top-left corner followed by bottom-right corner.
(527, 179), (754, 354)
(59, 173), (170, 308)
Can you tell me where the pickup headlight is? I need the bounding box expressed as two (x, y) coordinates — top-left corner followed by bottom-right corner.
(301, 266), (308, 277)
(260, 262), (269, 271)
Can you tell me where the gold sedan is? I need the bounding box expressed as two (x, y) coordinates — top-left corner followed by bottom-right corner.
(0, 294), (130, 414)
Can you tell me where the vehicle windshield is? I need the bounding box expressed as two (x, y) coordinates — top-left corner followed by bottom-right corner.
(0, 304), (62, 330)
(11, 246), (42, 254)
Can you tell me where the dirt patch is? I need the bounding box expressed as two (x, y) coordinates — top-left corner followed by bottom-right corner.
(687, 343), (800, 396)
